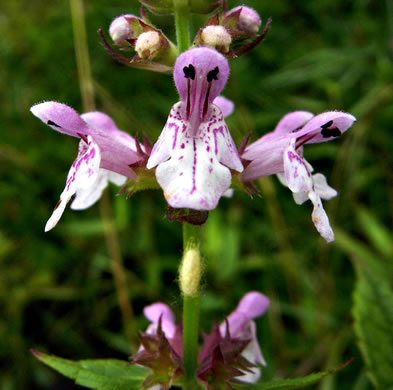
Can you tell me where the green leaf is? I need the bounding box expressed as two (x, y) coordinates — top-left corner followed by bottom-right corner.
(31, 350), (149, 390)
(234, 361), (353, 390)
(353, 259), (393, 389)
(234, 367), (344, 390)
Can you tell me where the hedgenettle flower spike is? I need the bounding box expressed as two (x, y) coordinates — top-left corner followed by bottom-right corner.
(30, 102), (143, 231)
(147, 47), (243, 210)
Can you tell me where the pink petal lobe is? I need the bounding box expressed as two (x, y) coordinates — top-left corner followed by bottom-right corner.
(144, 302), (176, 325)
(273, 111), (314, 135)
(241, 136), (290, 181)
(213, 96), (234, 118)
(143, 302), (176, 340)
(235, 291), (270, 319)
(31, 101), (90, 137)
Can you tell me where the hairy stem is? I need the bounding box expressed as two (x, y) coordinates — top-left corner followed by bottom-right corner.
(182, 223), (202, 389)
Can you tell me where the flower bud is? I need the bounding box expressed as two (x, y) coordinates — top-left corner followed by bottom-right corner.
(179, 247), (202, 297)
(135, 31), (164, 59)
(109, 15), (143, 45)
(199, 25), (232, 54)
(225, 6), (261, 34)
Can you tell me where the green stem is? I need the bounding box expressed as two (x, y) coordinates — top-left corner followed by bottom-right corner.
(182, 223), (201, 389)
(174, 0), (190, 53)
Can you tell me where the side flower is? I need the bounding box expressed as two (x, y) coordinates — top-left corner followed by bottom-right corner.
(30, 102), (143, 231)
(241, 111), (356, 242)
(147, 47), (243, 211)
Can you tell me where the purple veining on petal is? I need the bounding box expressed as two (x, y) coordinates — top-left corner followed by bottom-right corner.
(213, 126), (224, 155)
(171, 123), (180, 150)
(190, 139), (197, 194)
(150, 103), (242, 210)
(147, 49), (243, 210)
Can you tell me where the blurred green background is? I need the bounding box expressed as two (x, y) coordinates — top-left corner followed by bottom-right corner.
(1, 0), (392, 389)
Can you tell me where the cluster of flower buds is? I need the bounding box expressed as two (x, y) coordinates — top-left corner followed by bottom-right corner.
(194, 5), (271, 57)
(102, 2), (269, 73)
(131, 292), (269, 389)
(103, 12), (178, 73)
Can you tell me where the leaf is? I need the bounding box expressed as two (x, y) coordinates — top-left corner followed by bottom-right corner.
(352, 258), (393, 389)
(31, 350), (149, 390)
(234, 363), (351, 390)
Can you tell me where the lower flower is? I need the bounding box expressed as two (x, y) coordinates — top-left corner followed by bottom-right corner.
(131, 292), (269, 389)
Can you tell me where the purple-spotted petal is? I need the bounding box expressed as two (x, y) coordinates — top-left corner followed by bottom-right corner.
(283, 140), (313, 194)
(31, 102), (140, 178)
(295, 111), (356, 144)
(45, 136), (101, 232)
(70, 168), (109, 211)
(273, 111), (314, 135)
(284, 140), (334, 242)
(147, 103), (242, 210)
(213, 96), (234, 118)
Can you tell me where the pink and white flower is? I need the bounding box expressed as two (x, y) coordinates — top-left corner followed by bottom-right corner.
(30, 102), (142, 231)
(147, 47), (243, 211)
(241, 110), (356, 242)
